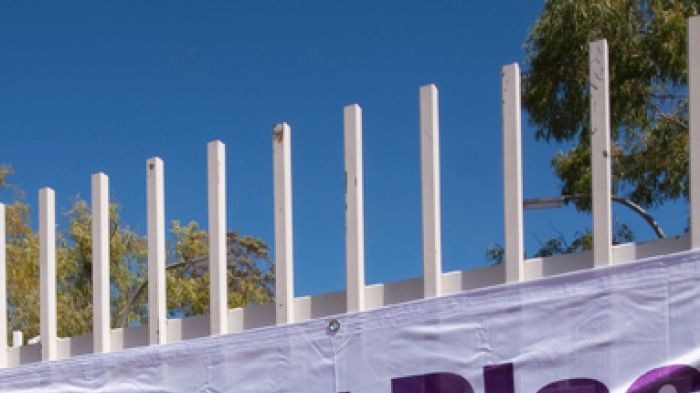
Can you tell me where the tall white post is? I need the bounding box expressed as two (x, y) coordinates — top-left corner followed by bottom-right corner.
(39, 188), (57, 361)
(91, 173), (110, 353)
(419, 84), (442, 297)
(0, 204), (7, 367)
(689, 16), (700, 249)
(273, 123), (294, 324)
(589, 39), (613, 267)
(208, 140), (227, 335)
(501, 64), (524, 282)
(344, 104), (365, 312)
(147, 158), (167, 345)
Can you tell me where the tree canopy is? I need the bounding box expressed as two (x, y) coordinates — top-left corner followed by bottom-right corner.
(487, 0), (699, 263)
(0, 167), (9, 188)
(524, 0), (699, 211)
(0, 167), (273, 341)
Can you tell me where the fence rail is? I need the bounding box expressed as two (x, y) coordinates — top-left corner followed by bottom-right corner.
(1, 15), (700, 368)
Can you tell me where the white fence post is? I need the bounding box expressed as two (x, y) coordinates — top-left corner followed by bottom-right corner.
(420, 84), (443, 297)
(589, 39), (613, 267)
(501, 64), (524, 282)
(11, 331), (22, 349)
(0, 204), (7, 366)
(273, 123), (294, 324)
(92, 173), (110, 353)
(344, 104), (365, 312)
(208, 141), (227, 335)
(689, 16), (700, 249)
(147, 158), (167, 345)
(39, 188), (57, 361)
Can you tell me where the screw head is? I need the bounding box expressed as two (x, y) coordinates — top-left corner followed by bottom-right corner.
(327, 319), (340, 334)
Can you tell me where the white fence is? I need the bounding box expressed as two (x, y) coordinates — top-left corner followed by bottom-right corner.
(1, 16), (700, 369)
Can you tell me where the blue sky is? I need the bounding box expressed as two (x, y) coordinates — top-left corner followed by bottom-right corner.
(0, 1), (688, 297)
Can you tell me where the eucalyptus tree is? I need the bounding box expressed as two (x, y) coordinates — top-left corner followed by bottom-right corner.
(1, 168), (273, 339)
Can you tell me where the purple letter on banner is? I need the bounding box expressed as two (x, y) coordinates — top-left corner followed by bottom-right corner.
(484, 363), (514, 393)
(391, 373), (474, 393)
(536, 379), (609, 393)
(627, 365), (700, 393)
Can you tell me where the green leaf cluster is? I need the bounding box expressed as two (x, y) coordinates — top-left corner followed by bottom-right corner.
(524, 0), (699, 210)
(0, 167), (273, 341)
(164, 221), (273, 318)
(485, 221), (633, 264)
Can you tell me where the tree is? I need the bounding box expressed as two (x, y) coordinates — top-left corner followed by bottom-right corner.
(485, 222), (633, 264)
(0, 166), (10, 188)
(5, 200), (40, 338)
(0, 168), (273, 340)
(58, 199), (148, 335)
(486, 1), (697, 264)
(120, 220), (273, 325)
(524, 0), (697, 211)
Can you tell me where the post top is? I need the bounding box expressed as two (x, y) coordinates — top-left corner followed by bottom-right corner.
(273, 123), (291, 143)
(273, 122), (290, 130)
(146, 157), (163, 167)
(588, 38), (608, 49)
(420, 83), (438, 93)
(502, 62), (520, 72)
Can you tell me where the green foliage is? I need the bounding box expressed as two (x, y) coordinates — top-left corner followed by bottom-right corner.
(225, 231), (274, 307)
(485, 222), (634, 264)
(58, 200), (148, 335)
(495, 0), (699, 262)
(165, 221), (273, 317)
(484, 244), (504, 266)
(0, 166), (11, 189)
(5, 202), (40, 339)
(524, 0), (699, 211)
(4, 198), (148, 339)
(1, 168), (273, 340)
(532, 222), (633, 258)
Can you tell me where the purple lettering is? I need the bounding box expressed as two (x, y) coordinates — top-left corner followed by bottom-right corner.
(392, 373), (475, 393)
(361, 361), (700, 393)
(536, 379), (609, 393)
(484, 363), (515, 393)
(627, 365), (700, 393)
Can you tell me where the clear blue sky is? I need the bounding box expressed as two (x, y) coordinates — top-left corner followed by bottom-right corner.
(0, 1), (688, 297)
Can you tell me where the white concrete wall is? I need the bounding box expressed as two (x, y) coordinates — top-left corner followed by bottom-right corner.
(5, 234), (687, 367)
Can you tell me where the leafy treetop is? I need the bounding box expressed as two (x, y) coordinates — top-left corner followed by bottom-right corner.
(0, 167), (273, 340)
(523, 0), (699, 210)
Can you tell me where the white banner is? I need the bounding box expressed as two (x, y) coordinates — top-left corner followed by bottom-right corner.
(1, 250), (700, 393)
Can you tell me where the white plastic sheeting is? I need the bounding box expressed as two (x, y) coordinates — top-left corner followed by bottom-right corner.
(1, 249), (699, 393)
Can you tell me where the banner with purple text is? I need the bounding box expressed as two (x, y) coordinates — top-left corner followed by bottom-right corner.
(1, 249), (699, 393)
